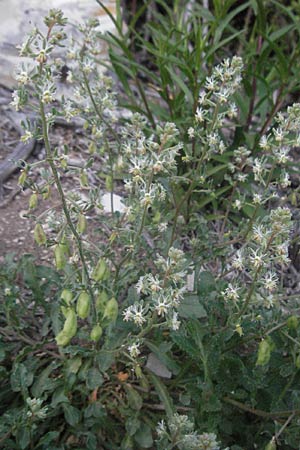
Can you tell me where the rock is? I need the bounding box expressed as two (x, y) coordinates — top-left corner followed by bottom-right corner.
(0, 0), (116, 89)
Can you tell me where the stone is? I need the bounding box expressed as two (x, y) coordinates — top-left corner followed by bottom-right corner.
(0, 0), (116, 88)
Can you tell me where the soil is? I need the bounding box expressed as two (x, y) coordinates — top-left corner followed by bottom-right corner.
(0, 98), (106, 264)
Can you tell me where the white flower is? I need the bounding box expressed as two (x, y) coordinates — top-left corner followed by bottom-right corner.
(262, 272), (278, 292)
(170, 312), (180, 331)
(123, 304), (147, 327)
(195, 107), (205, 123)
(41, 89), (55, 104)
(158, 222), (168, 232)
(20, 130), (33, 143)
(253, 193), (262, 204)
(228, 102), (238, 119)
(128, 342), (141, 358)
(249, 249), (266, 269)
(11, 91), (21, 111)
(252, 225), (266, 243)
(15, 69), (30, 85)
(259, 136), (270, 151)
(280, 171), (291, 188)
(222, 283), (240, 302)
(232, 250), (244, 271)
(154, 297), (170, 316)
(274, 147), (290, 164)
(187, 127), (195, 138)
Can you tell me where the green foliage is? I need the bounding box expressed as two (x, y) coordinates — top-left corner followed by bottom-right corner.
(1, 2), (300, 449)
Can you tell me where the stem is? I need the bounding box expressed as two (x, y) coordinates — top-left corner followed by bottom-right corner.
(82, 71), (121, 144)
(39, 100), (96, 318)
(223, 396), (300, 419)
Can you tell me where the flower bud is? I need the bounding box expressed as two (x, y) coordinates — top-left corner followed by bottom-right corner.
(34, 223), (47, 246)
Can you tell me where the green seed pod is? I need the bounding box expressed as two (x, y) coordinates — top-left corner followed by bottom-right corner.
(90, 324), (103, 342)
(76, 291), (90, 319)
(54, 244), (66, 270)
(77, 213), (87, 234)
(265, 437), (276, 450)
(295, 355), (300, 369)
(256, 339), (271, 366)
(95, 290), (109, 314)
(103, 297), (118, 323)
(18, 170), (27, 186)
(88, 141), (96, 154)
(105, 174), (113, 192)
(92, 258), (109, 282)
(287, 315), (298, 330)
(62, 308), (77, 338)
(61, 289), (73, 305)
(80, 171), (89, 188)
(55, 331), (71, 347)
(42, 185), (51, 200)
(34, 223), (47, 246)
(135, 365), (142, 379)
(29, 193), (38, 209)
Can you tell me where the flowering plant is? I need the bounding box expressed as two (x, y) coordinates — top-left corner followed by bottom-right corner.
(1, 4), (300, 449)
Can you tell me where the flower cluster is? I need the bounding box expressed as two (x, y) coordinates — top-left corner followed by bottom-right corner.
(123, 247), (187, 330)
(156, 413), (222, 450)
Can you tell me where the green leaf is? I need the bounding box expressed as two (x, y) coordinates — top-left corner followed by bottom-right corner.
(134, 422), (153, 448)
(126, 417), (141, 436)
(16, 427), (30, 450)
(86, 367), (104, 390)
(124, 384), (143, 410)
(51, 386), (69, 408)
(178, 295), (207, 319)
(11, 363), (34, 393)
(147, 372), (173, 419)
(31, 362), (58, 398)
(96, 350), (115, 372)
(62, 403), (81, 427)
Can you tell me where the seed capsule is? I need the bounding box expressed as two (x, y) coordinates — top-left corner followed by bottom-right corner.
(92, 258), (109, 282)
(256, 339), (271, 366)
(103, 297), (118, 323)
(90, 324), (103, 342)
(77, 213), (87, 234)
(105, 175), (113, 192)
(76, 291), (90, 319)
(61, 289), (73, 305)
(95, 290), (108, 314)
(287, 315), (298, 330)
(29, 193), (38, 209)
(34, 223), (47, 246)
(80, 171), (89, 188)
(264, 437), (276, 450)
(62, 309), (77, 337)
(18, 170), (27, 186)
(54, 244), (67, 270)
(55, 331), (71, 347)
